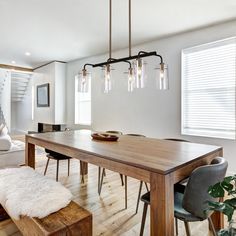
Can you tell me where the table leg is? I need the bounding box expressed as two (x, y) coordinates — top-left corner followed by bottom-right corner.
(25, 137), (35, 168)
(80, 161), (88, 175)
(150, 172), (174, 236)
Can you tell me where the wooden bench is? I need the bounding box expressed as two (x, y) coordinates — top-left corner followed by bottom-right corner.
(1, 201), (92, 236)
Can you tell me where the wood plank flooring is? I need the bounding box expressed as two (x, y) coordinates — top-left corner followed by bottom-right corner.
(1, 139), (227, 235)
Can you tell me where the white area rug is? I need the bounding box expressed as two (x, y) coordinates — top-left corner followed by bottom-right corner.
(0, 167), (72, 220)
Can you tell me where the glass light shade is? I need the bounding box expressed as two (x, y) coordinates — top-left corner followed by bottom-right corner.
(104, 64), (112, 93)
(76, 69), (91, 93)
(156, 63), (169, 90)
(135, 58), (146, 88)
(127, 67), (135, 92)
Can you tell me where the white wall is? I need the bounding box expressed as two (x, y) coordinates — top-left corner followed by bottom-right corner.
(0, 69), (11, 130)
(11, 102), (17, 131)
(54, 62), (66, 124)
(33, 61), (66, 130)
(33, 63), (56, 128)
(66, 20), (236, 173)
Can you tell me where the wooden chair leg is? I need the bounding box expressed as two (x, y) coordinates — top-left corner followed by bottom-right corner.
(175, 218), (178, 236)
(98, 168), (105, 195)
(68, 159), (70, 176)
(44, 158), (50, 176)
(136, 181), (143, 214)
(125, 175), (127, 209)
(139, 203), (148, 236)
(208, 217), (217, 236)
(120, 174), (124, 186)
(184, 221), (191, 236)
(56, 160), (59, 182)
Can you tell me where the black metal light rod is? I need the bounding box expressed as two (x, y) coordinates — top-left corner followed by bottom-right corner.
(83, 51), (163, 70)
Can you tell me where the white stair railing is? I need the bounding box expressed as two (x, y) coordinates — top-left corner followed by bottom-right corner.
(11, 72), (31, 102)
(0, 70), (11, 129)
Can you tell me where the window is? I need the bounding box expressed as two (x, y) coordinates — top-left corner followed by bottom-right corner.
(75, 78), (91, 125)
(182, 37), (236, 140)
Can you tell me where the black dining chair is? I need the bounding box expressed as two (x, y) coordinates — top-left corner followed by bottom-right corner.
(44, 149), (72, 182)
(44, 149), (85, 183)
(139, 157), (228, 236)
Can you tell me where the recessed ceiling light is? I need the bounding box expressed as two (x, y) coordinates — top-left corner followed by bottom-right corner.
(25, 52), (31, 56)
(11, 61), (16, 64)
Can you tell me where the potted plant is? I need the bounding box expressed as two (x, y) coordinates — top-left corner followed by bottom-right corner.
(207, 175), (236, 236)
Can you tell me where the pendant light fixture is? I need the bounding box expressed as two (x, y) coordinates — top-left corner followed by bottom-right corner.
(76, 68), (91, 93)
(76, 0), (169, 93)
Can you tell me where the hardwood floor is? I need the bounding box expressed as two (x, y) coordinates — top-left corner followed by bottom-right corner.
(1, 142), (226, 235)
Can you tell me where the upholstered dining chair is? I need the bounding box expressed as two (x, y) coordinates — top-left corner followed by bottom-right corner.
(139, 157), (228, 236)
(98, 131), (128, 208)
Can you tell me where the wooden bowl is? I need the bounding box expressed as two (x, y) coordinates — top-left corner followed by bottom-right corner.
(91, 133), (119, 142)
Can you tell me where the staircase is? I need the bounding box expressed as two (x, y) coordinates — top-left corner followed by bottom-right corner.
(11, 72), (32, 102)
(0, 107), (6, 125)
(0, 73), (7, 125)
(0, 70), (32, 130)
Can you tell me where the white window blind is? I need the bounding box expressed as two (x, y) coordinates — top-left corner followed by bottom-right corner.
(182, 37), (236, 140)
(75, 78), (91, 125)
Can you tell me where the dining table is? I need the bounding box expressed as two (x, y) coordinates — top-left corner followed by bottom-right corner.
(25, 130), (224, 236)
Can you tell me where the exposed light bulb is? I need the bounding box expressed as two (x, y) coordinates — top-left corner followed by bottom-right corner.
(25, 52), (31, 56)
(135, 58), (146, 88)
(76, 69), (90, 93)
(104, 64), (112, 93)
(128, 67), (135, 92)
(11, 61), (16, 64)
(158, 63), (169, 90)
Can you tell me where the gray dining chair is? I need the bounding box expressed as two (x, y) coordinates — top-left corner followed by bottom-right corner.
(139, 157), (228, 236)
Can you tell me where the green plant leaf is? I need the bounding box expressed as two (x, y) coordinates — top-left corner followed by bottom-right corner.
(224, 176), (235, 183)
(208, 183), (225, 198)
(208, 201), (234, 222)
(224, 198), (236, 207)
(218, 229), (229, 236)
(221, 181), (234, 192)
(228, 189), (236, 195)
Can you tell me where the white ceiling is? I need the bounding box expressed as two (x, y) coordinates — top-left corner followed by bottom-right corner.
(0, 0), (235, 68)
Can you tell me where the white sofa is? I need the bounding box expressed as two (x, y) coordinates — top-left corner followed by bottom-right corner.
(0, 140), (25, 168)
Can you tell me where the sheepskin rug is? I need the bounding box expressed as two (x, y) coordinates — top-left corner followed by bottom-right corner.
(0, 167), (73, 220)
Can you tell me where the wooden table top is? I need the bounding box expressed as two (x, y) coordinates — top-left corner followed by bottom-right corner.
(26, 130), (222, 175)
